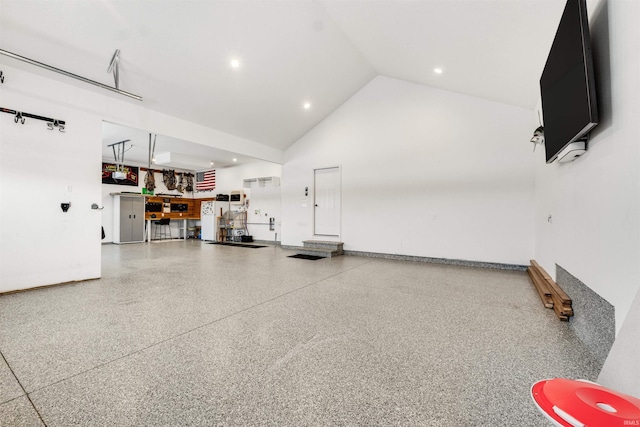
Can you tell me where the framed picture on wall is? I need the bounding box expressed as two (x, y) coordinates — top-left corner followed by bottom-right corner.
(102, 163), (139, 186)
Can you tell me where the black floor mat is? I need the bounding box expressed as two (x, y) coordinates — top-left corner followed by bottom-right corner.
(288, 254), (325, 260)
(208, 242), (267, 248)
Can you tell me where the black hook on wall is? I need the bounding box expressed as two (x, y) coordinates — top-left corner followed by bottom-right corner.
(1, 106), (65, 131)
(46, 120), (65, 132)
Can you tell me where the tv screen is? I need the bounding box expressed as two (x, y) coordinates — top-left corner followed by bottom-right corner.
(540, 0), (598, 163)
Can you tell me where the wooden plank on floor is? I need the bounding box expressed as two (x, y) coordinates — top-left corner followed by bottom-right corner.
(553, 302), (570, 321)
(527, 266), (553, 308)
(531, 260), (572, 305)
(530, 260), (573, 320)
(550, 292), (574, 317)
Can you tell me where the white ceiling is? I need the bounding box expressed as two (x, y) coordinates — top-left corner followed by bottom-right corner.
(102, 122), (256, 170)
(1, 0), (567, 169)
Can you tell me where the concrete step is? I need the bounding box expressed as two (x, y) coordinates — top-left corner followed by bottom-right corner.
(302, 240), (344, 253)
(296, 247), (341, 258)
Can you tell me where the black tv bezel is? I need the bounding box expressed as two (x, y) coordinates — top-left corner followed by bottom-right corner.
(540, 0), (598, 164)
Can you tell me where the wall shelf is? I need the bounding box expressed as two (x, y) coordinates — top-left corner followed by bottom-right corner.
(243, 176), (280, 188)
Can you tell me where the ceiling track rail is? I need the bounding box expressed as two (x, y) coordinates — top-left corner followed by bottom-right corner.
(0, 106), (65, 131)
(108, 139), (131, 172)
(0, 48), (143, 101)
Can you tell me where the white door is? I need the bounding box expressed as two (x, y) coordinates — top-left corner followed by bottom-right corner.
(314, 167), (340, 236)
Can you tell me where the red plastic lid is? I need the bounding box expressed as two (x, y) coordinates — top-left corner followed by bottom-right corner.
(532, 378), (640, 427)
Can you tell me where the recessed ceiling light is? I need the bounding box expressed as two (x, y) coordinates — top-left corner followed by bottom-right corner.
(210, 161), (214, 166)
(434, 68), (443, 74)
(232, 158), (237, 162)
(303, 102), (311, 110)
(230, 59), (240, 68)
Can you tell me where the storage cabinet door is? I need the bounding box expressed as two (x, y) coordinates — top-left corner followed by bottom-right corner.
(130, 197), (145, 242)
(119, 197), (133, 242)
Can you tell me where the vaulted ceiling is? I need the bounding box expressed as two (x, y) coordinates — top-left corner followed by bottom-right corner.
(1, 0), (567, 168)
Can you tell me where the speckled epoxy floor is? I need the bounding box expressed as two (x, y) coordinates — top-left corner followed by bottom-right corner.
(0, 241), (602, 426)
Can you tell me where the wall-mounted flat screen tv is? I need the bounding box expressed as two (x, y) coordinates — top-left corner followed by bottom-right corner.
(540, 0), (598, 163)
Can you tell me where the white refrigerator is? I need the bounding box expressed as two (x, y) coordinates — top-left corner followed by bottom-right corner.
(200, 200), (230, 241)
(200, 201), (216, 241)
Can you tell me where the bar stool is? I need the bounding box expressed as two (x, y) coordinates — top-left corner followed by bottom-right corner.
(153, 218), (172, 240)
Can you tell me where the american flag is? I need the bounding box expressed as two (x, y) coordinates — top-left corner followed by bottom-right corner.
(195, 170), (216, 191)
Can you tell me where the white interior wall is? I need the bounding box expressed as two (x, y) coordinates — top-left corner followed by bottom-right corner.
(1, 67), (102, 292)
(282, 76), (535, 265)
(598, 285), (640, 396)
(214, 161), (281, 194)
(0, 63), (282, 292)
(534, 0), (640, 332)
(246, 186), (282, 242)
(215, 161), (283, 242)
(529, 0), (640, 397)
